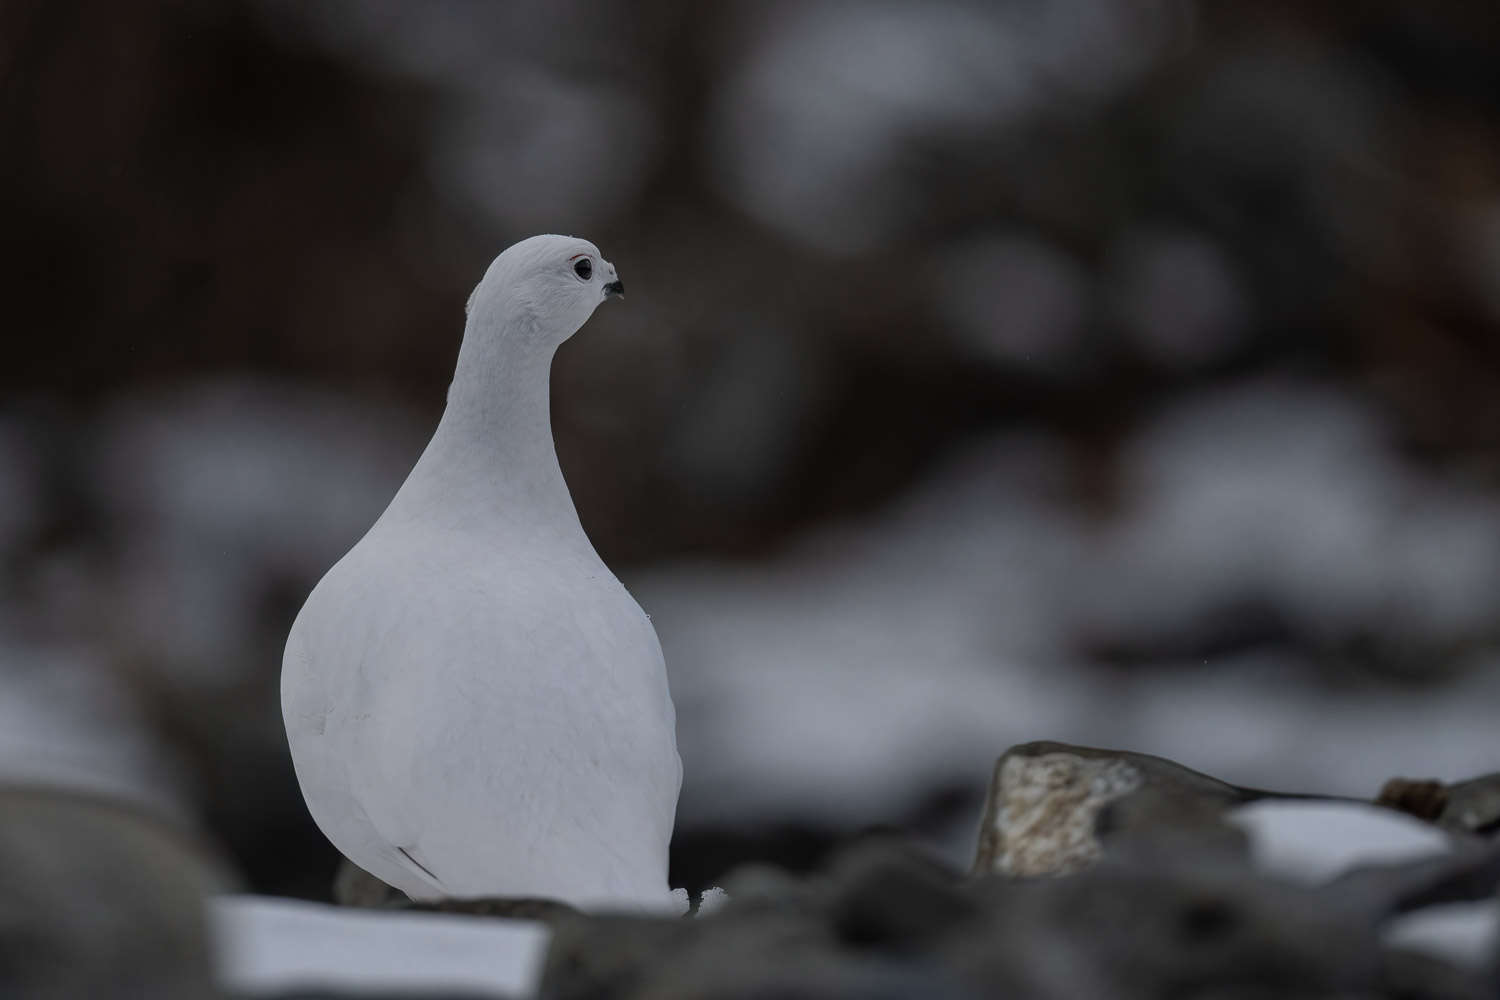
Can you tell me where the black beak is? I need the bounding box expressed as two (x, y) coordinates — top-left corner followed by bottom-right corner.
(603, 279), (625, 300)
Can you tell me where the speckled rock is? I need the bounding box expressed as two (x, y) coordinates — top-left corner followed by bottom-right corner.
(972, 749), (1142, 877)
(973, 741), (1258, 878)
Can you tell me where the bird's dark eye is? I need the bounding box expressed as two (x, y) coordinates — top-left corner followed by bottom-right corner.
(573, 258), (592, 280)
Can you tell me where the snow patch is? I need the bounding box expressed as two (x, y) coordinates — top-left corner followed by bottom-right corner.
(1226, 800), (1452, 885)
(210, 895), (551, 998)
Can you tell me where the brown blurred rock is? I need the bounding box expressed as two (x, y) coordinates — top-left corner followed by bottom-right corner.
(1374, 771), (1500, 839)
(1379, 777), (1451, 822)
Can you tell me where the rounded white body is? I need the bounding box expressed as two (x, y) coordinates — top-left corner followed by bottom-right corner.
(282, 514), (680, 908)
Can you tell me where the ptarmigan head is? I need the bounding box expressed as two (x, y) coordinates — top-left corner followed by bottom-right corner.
(465, 234), (624, 347)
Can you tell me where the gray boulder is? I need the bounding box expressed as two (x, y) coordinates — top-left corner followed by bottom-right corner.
(0, 785), (227, 1000)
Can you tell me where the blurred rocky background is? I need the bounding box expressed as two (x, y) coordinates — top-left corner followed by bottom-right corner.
(2, 0), (1499, 910)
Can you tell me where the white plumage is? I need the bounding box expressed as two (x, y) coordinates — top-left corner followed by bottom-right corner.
(282, 235), (681, 911)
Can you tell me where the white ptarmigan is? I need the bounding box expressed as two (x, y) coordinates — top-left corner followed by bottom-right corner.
(281, 235), (682, 911)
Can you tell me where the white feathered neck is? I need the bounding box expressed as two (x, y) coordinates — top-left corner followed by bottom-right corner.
(383, 280), (581, 533)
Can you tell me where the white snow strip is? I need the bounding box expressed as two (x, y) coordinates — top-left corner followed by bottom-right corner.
(210, 895), (551, 998)
(1226, 800), (1452, 886)
(1383, 900), (1500, 972)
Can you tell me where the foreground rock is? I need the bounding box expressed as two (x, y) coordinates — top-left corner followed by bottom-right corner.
(543, 838), (1494, 1000)
(0, 786), (227, 1000)
(541, 744), (1500, 1000)
(277, 744), (1498, 998)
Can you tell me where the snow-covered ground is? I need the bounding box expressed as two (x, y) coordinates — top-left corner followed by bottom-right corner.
(1225, 799), (1454, 885)
(211, 895), (551, 998)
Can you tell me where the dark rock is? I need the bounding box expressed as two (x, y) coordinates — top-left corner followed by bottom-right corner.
(332, 855), (407, 908)
(0, 785), (227, 1000)
(271, 994), (547, 1000)
(540, 745), (1500, 1000)
(270, 994), (538, 1000)
(332, 854), (583, 926)
(541, 841), (973, 1000)
(540, 835), (1441, 1000)
(406, 895), (583, 926)
(1350, 846), (1500, 917)
(953, 865), (1384, 1000)
(824, 838), (976, 952)
(1379, 948), (1494, 1000)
